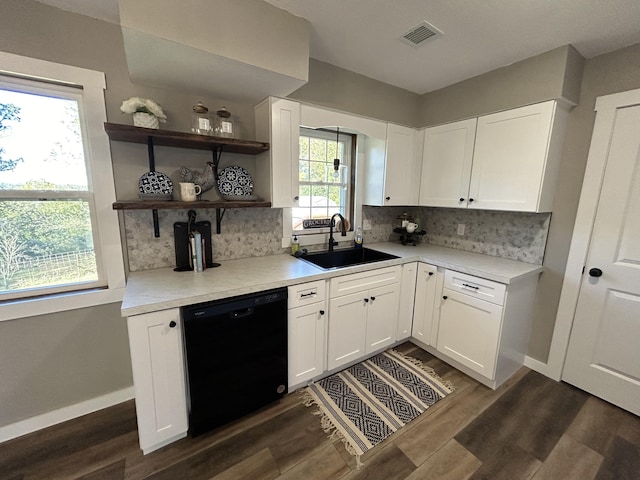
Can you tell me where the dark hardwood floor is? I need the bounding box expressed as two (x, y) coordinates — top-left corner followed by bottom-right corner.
(2, 343), (639, 480)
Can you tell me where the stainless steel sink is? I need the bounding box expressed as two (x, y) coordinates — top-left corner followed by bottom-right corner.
(298, 247), (399, 270)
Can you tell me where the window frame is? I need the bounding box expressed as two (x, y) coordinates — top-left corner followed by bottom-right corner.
(282, 131), (364, 249)
(0, 52), (125, 321)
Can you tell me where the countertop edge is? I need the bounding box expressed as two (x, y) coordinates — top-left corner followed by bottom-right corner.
(121, 243), (544, 317)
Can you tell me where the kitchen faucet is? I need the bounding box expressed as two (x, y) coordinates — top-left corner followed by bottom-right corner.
(328, 213), (347, 252)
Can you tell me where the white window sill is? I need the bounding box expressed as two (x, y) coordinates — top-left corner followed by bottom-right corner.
(0, 287), (125, 322)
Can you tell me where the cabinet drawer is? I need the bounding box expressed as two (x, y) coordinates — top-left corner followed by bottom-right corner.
(330, 266), (401, 298)
(444, 270), (506, 306)
(288, 280), (326, 308)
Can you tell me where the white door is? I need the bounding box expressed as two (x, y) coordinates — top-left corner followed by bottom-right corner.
(384, 123), (419, 205)
(562, 100), (640, 416)
(437, 289), (503, 379)
(419, 118), (476, 208)
(288, 303), (326, 388)
(411, 263), (438, 345)
(365, 283), (400, 353)
(327, 292), (368, 370)
(469, 101), (555, 212)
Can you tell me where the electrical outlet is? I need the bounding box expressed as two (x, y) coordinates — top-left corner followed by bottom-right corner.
(363, 219), (372, 230)
(457, 223), (465, 236)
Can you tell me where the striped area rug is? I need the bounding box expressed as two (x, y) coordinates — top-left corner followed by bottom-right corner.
(303, 349), (454, 466)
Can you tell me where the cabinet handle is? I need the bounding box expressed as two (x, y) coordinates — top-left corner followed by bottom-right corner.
(442, 295), (448, 300)
(428, 272), (434, 276)
(169, 321), (177, 328)
(462, 283), (479, 290)
(370, 296), (376, 301)
(469, 198), (475, 202)
(319, 310), (325, 315)
(364, 298), (369, 303)
(300, 291), (316, 298)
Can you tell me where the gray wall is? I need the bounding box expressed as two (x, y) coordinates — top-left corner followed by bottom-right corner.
(2, 0), (639, 429)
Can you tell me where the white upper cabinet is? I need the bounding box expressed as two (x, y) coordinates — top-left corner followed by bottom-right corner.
(419, 118), (477, 208)
(364, 123), (421, 206)
(255, 97), (301, 208)
(420, 100), (570, 212)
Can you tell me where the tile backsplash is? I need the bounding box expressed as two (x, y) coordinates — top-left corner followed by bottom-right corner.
(123, 206), (550, 271)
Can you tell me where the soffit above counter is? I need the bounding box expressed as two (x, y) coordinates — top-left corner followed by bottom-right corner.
(119, 0), (310, 103)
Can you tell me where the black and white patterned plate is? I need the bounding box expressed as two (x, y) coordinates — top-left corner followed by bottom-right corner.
(138, 171), (173, 200)
(217, 166), (253, 196)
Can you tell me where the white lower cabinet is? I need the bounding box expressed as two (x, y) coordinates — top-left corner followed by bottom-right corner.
(287, 281), (327, 390)
(127, 309), (188, 454)
(397, 262), (418, 340)
(327, 266), (401, 370)
(411, 263), (439, 345)
(430, 269), (539, 389)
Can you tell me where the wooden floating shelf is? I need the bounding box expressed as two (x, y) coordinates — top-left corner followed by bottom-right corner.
(112, 200), (271, 210)
(104, 122), (269, 155)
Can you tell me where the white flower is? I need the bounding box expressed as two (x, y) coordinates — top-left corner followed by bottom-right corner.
(120, 97), (167, 122)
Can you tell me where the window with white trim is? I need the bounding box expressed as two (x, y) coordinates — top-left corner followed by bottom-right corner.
(0, 53), (124, 316)
(293, 127), (355, 233)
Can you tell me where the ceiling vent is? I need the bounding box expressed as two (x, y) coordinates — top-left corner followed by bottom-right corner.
(400, 21), (443, 47)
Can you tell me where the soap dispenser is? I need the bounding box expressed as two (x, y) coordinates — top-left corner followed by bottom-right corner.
(354, 226), (363, 249)
(291, 235), (300, 255)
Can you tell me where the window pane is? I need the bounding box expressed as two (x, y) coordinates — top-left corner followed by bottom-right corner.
(0, 199), (97, 294)
(299, 159), (310, 182)
(310, 160), (326, 182)
(0, 89), (87, 191)
(309, 138), (326, 161)
(299, 136), (309, 160)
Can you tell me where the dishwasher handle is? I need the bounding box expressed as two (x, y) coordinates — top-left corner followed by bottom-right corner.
(230, 307), (255, 319)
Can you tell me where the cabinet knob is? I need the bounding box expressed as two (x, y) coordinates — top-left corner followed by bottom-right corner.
(319, 310), (325, 315)
(169, 321), (177, 328)
(459, 198), (465, 202)
(364, 298), (369, 303)
(294, 195), (299, 201)
(370, 296), (376, 301)
(469, 198), (475, 202)
(428, 272), (434, 276)
(442, 295), (448, 300)
(385, 196), (391, 201)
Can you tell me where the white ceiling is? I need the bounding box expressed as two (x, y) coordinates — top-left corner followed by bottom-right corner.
(36, 0), (640, 95)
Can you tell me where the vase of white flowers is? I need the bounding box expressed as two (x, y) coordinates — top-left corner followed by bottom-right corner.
(120, 97), (167, 129)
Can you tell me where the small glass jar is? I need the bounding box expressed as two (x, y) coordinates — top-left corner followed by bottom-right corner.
(214, 106), (234, 138)
(191, 102), (212, 135)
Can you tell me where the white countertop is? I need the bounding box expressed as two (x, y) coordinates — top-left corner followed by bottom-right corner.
(121, 242), (543, 317)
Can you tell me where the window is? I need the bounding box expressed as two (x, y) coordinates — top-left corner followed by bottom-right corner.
(0, 52), (124, 319)
(293, 128), (355, 233)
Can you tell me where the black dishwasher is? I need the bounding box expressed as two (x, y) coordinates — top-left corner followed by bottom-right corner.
(181, 288), (288, 436)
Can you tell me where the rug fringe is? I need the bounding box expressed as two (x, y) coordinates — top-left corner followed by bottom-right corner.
(390, 349), (456, 393)
(300, 389), (365, 469)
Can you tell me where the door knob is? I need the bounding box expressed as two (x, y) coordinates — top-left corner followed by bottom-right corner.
(588, 268), (603, 277)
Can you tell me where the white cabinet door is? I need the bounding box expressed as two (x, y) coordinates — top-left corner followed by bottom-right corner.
(411, 263), (439, 345)
(254, 97), (300, 208)
(397, 262), (418, 340)
(419, 118), (476, 208)
(127, 309), (188, 454)
(288, 302), (327, 388)
(436, 289), (503, 379)
(365, 283), (401, 353)
(384, 124), (420, 205)
(328, 292), (368, 370)
(469, 101), (563, 212)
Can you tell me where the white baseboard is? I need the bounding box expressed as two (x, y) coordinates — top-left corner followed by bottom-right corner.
(524, 355), (561, 381)
(0, 386), (135, 444)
